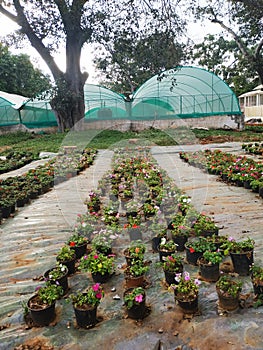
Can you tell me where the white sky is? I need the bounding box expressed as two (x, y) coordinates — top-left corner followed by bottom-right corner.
(0, 13), (222, 85)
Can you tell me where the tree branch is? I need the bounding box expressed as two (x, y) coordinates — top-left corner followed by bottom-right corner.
(211, 17), (252, 60)
(11, 0), (63, 81)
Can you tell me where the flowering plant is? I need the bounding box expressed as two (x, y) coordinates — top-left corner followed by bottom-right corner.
(171, 271), (200, 300)
(45, 264), (68, 281)
(35, 282), (64, 305)
(158, 238), (177, 252)
(221, 236), (255, 255)
(125, 240), (146, 260)
(79, 252), (115, 275)
(201, 250), (223, 265)
(162, 254), (183, 273)
(177, 195), (192, 213)
(124, 215), (142, 229)
(171, 224), (192, 237)
(68, 283), (104, 308)
(185, 237), (216, 253)
(67, 233), (88, 247)
(124, 287), (145, 309)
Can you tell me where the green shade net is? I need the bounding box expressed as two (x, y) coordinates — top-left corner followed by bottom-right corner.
(84, 84), (126, 120)
(131, 66), (241, 120)
(21, 99), (57, 128)
(0, 66), (241, 128)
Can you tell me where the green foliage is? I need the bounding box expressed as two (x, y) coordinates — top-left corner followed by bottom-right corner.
(68, 284), (104, 308)
(221, 237), (255, 255)
(56, 245), (76, 262)
(94, 30), (185, 97)
(66, 233), (88, 247)
(0, 43), (51, 97)
(125, 240), (146, 260)
(162, 254), (183, 272)
(125, 259), (149, 277)
(45, 264), (68, 281)
(202, 250), (223, 265)
(36, 282), (64, 305)
(216, 275), (242, 298)
(79, 252), (115, 275)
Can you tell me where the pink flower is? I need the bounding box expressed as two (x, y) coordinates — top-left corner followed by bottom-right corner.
(183, 272), (190, 281)
(95, 292), (102, 299)
(135, 294), (143, 303)
(94, 254), (99, 259)
(92, 283), (100, 292)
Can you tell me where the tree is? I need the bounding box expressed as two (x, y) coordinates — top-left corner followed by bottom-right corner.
(0, 43), (51, 97)
(0, 0), (185, 131)
(191, 0), (263, 88)
(187, 34), (257, 95)
(94, 30), (185, 98)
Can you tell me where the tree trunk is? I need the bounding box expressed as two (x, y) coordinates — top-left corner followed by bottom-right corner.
(50, 35), (88, 132)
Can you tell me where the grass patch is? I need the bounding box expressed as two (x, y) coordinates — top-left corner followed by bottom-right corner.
(1, 126), (263, 154)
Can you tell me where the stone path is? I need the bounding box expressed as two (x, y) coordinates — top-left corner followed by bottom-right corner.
(0, 144), (263, 350)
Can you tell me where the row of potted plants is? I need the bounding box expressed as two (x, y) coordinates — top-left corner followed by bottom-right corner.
(179, 149), (263, 196)
(0, 147), (97, 223)
(0, 149), (38, 174)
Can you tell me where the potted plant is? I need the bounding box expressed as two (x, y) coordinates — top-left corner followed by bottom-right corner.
(162, 254), (184, 285)
(158, 238), (177, 262)
(177, 195), (192, 216)
(43, 263), (69, 294)
(197, 250), (223, 282)
(79, 251), (115, 283)
(216, 275), (242, 311)
(56, 245), (76, 275)
(85, 190), (101, 213)
(250, 265), (263, 297)
(185, 237), (216, 266)
(193, 213), (219, 237)
(67, 233), (88, 259)
(148, 220), (167, 252)
(123, 240), (146, 266)
(68, 283), (104, 328)
(124, 259), (149, 288)
(170, 271), (200, 314)
(171, 225), (191, 252)
(221, 236), (255, 275)
(91, 232), (113, 256)
(27, 282), (64, 326)
(124, 216), (143, 241)
(123, 287), (146, 320)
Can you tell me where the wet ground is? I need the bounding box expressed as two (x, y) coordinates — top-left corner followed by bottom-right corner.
(1, 143), (263, 350)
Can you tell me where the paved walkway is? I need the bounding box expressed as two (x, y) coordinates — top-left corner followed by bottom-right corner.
(0, 144), (263, 350)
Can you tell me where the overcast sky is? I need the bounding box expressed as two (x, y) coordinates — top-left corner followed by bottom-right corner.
(0, 13), (222, 85)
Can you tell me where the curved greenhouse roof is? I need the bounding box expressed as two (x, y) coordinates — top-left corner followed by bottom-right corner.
(84, 84), (126, 119)
(132, 66), (241, 119)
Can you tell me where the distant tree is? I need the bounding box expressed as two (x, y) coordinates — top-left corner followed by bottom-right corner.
(187, 34), (257, 95)
(94, 30), (185, 97)
(0, 0), (185, 131)
(191, 0), (263, 87)
(0, 43), (51, 97)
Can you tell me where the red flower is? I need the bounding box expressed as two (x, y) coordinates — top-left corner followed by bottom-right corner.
(189, 247), (195, 253)
(69, 241), (75, 247)
(132, 224), (139, 228)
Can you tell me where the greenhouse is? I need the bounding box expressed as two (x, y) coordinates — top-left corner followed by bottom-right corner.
(0, 66), (241, 128)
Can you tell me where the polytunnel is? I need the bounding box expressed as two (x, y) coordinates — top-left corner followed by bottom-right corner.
(84, 84), (126, 120)
(0, 91), (29, 126)
(131, 66), (241, 120)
